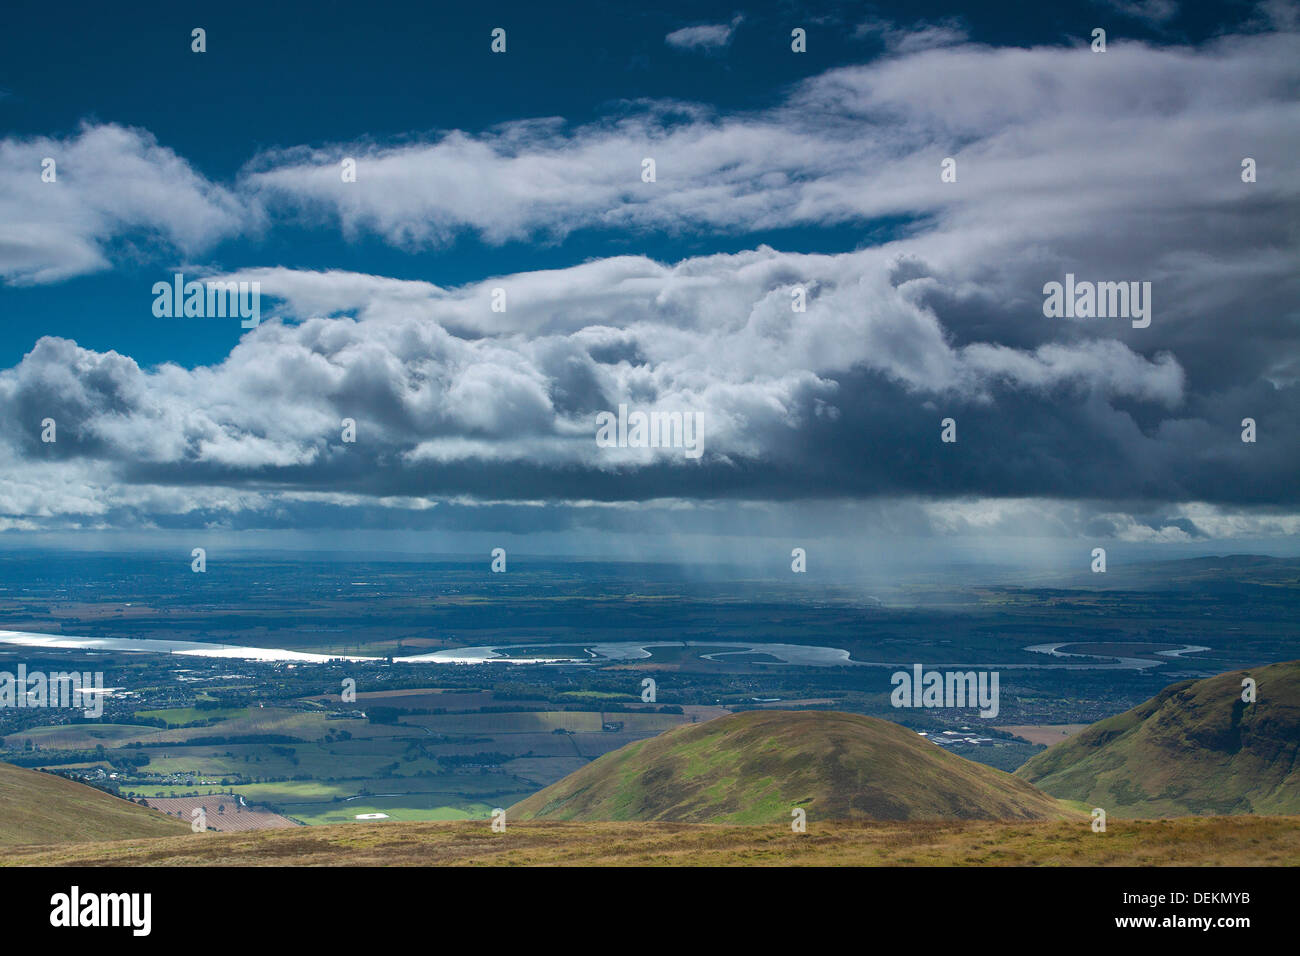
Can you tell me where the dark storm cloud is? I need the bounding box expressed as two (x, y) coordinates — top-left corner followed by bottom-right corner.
(0, 23), (1297, 540)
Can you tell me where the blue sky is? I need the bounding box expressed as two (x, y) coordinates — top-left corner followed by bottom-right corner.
(4, 0), (893, 368)
(0, 0), (1245, 369)
(0, 0), (1297, 562)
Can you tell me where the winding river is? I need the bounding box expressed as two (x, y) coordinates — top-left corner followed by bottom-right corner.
(0, 629), (1210, 671)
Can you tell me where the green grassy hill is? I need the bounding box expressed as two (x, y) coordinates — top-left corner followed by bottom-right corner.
(1016, 660), (1300, 816)
(0, 761), (191, 846)
(509, 710), (1074, 824)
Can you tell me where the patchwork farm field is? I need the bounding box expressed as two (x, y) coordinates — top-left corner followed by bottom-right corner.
(135, 706), (250, 726)
(400, 711), (684, 734)
(3, 708), (355, 749)
(142, 796), (300, 832)
(9, 690), (697, 826)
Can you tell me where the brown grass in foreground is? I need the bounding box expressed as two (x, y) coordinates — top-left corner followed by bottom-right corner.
(6, 816), (1299, 866)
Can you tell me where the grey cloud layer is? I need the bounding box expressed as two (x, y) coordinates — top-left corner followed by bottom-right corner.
(1, 27), (1297, 538)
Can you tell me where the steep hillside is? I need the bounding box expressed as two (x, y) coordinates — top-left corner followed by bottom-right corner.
(509, 710), (1072, 823)
(0, 761), (190, 846)
(1017, 660), (1300, 816)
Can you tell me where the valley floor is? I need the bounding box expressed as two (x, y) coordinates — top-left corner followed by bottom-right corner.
(6, 816), (1299, 866)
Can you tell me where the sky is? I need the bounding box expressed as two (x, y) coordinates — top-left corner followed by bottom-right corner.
(0, 0), (1297, 566)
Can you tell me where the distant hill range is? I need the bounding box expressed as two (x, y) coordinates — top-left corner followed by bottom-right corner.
(509, 710), (1073, 823)
(0, 762), (190, 846)
(1017, 660), (1300, 816)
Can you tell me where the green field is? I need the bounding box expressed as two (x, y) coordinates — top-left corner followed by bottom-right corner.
(123, 741), (445, 783)
(2, 709), (367, 750)
(207, 775), (536, 823)
(135, 706), (249, 726)
(279, 794), (534, 825)
(403, 710), (683, 734)
(10, 690), (688, 827)
(4, 723), (168, 749)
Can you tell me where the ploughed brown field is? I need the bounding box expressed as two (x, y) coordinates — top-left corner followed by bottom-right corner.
(142, 796), (300, 832)
(6, 816), (1299, 867)
(995, 724), (1090, 746)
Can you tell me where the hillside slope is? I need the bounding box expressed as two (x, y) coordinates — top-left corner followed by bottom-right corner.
(1016, 660), (1300, 816)
(0, 761), (190, 846)
(509, 710), (1072, 823)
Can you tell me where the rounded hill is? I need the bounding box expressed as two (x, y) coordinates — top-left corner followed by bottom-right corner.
(509, 710), (1071, 824)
